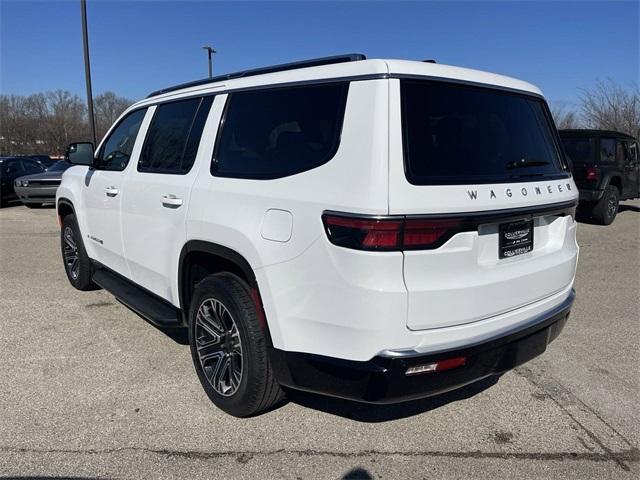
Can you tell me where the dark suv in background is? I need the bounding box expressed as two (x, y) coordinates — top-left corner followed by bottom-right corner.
(560, 130), (639, 224)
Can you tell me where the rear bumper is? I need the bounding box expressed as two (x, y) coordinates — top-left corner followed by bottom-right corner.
(578, 189), (603, 203)
(270, 289), (574, 403)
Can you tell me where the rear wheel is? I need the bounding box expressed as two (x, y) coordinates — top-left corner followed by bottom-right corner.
(592, 185), (619, 225)
(189, 274), (284, 417)
(60, 214), (96, 290)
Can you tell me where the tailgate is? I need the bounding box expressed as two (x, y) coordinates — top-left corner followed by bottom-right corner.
(402, 202), (578, 330)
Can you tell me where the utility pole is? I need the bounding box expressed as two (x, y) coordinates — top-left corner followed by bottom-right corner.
(202, 45), (217, 78)
(80, 0), (96, 146)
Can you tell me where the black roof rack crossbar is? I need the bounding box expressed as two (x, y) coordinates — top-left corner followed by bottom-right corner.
(147, 53), (367, 98)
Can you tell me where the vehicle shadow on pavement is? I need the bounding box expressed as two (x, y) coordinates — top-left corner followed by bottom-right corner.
(143, 322), (502, 421)
(619, 203), (640, 213)
(577, 202), (639, 225)
(285, 376), (501, 422)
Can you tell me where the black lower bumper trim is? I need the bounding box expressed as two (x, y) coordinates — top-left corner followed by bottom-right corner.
(270, 291), (574, 404)
(578, 189), (603, 203)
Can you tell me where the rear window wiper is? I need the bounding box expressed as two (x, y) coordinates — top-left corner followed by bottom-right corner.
(506, 158), (550, 170)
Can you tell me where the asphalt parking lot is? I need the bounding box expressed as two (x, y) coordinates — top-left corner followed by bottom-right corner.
(0, 202), (638, 480)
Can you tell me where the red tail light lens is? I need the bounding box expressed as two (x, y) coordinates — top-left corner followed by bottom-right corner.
(585, 167), (599, 181)
(403, 219), (462, 249)
(322, 214), (463, 251)
(322, 215), (403, 251)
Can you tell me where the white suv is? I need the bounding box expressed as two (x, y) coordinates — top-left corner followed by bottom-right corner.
(57, 54), (579, 417)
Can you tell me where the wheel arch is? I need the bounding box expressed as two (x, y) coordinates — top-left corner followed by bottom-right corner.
(57, 198), (75, 225)
(178, 241), (265, 326)
(606, 175), (622, 193)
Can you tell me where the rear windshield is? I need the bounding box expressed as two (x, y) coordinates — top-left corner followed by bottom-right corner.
(401, 80), (568, 185)
(560, 137), (595, 165)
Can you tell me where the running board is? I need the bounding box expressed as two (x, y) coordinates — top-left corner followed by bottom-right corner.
(92, 267), (182, 328)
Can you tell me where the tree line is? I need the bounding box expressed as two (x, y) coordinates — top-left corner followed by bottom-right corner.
(0, 80), (638, 157)
(550, 79), (639, 136)
(0, 91), (133, 156)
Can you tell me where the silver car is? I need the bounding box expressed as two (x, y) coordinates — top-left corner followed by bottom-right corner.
(14, 161), (72, 207)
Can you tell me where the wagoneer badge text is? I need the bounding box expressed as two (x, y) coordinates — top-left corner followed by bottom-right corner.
(467, 182), (572, 201)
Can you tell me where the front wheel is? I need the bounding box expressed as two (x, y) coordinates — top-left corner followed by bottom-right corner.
(592, 185), (619, 225)
(60, 214), (97, 290)
(189, 274), (285, 417)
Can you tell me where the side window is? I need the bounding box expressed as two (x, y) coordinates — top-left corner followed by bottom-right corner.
(600, 138), (616, 163)
(212, 83), (349, 179)
(629, 141), (639, 163)
(620, 141), (637, 165)
(96, 109), (147, 171)
(22, 159), (45, 174)
(2, 159), (24, 176)
(138, 96), (213, 174)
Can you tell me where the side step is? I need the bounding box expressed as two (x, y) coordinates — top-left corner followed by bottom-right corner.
(92, 267), (182, 328)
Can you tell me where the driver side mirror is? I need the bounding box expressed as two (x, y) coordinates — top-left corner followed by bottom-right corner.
(65, 142), (95, 166)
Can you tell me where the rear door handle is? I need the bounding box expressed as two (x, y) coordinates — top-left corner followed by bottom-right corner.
(105, 186), (119, 197)
(162, 194), (183, 208)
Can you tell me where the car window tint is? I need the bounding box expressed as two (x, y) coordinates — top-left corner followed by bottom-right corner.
(561, 137), (594, 164)
(139, 97), (212, 174)
(401, 80), (565, 185)
(22, 159), (45, 174)
(600, 138), (616, 163)
(212, 83), (348, 179)
(630, 142), (639, 162)
(2, 159), (24, 175)
(97, 109), (147, 171)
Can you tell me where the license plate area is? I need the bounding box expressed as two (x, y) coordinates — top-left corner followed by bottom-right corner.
(499, 219), (533, 259)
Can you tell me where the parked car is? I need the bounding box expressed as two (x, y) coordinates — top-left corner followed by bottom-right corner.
(57, 54), (579, 417)
(14, 160), (72, 207)
(560, 129), (639, 224)
(0, 156), (48, 207)
(27, 155), (56, 168)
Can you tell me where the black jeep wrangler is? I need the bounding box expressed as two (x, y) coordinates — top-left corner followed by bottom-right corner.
(560, 130), (639, 225)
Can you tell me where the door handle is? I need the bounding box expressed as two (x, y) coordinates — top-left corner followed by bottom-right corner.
(105, 186), (119, 197)
(162, 194), (183, 208)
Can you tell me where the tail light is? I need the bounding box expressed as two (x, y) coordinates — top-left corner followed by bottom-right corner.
(322, 214), (464, 251)
(585, 167), (599, 181)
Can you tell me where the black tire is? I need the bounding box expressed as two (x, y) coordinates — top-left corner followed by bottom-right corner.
(60, 213), (97, 290)
(592, 185), (619, 225)
(189, 274), (284, 417)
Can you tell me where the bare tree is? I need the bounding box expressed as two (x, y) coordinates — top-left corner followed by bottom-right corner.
(551, 104), (580, 130)
(580, 79), (640, 137)
(94, 91), (133, 140)
(0, 89), (131, 156)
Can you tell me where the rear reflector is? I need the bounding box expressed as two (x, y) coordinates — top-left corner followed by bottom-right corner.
(405, 356), (467, 376)
(322, 214), (463, 251)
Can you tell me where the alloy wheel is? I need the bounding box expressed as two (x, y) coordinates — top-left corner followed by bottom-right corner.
(195, 298), (243, 397)
(63, 226), (80, 280)
(607, 196), (617, 219)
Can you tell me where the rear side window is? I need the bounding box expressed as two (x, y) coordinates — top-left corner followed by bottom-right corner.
(212, 83), (348, 179)
(600, 138), (616, 163)
(139, 96), (213, 174)
(401, 80), (567, 185)
(96, 108), (147, 171)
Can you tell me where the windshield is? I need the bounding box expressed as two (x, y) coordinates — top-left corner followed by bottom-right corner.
(45, 161), (72, 172)
(401, 80), (567, 185)
(561, 137), (595, 165)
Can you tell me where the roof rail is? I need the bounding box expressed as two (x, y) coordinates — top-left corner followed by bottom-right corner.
(147, 53), (367, 98)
